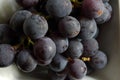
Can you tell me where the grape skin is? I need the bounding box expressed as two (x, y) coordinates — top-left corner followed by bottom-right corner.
(10, 10), (32, 35)
(82, 0), (105, 18)
(23, 14), (48, 40)
(46, 0), (72, 18)
(16, 49), (37, 72)
(0, 44), (15, 67)
(78, 18), (97, 39)
(49, 54), (68, 72)
(33, 37), (56, 66)
(58, 16), (81, 38)
(68, 59), (87, 79)
(82, 38), (99, 57)
(89, 50), (108, 69)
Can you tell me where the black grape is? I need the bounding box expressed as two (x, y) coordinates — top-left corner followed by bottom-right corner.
(16, 49), (37, 72)
(65, 39), (83, 58)
(95, 8), (111, 24)
(82, 38), (99, 57)
(46, 0), (72, 18)
(78, 18), (97, 40)
(49, 33), (69, 54)
(0, 44), (15, 67)
(104, 2), (112, 13)
(0, 24), (20, 45)
(89, 50), (108, 69)
(82, 0), (105, 18)
(49, 54), (68, 72)
(10, 10), (32, 35)
(23, 14), (48, 40)
(33, 37), (56, 66)
(58, 16), (81, 38)
(68, 59), (87, 79)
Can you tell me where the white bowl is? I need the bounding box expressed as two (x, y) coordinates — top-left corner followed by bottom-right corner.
(0, 0), (119, 80)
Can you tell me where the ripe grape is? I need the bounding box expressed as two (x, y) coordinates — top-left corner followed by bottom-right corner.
(68, 59), (87, 79)
(95, 8), (111, 24)
(16, 0), (39, 8)
(46, 0), (72, 18)
(33, 37), (56, 65)
(10, 10), (32, 35)
(78, 18), (97, 39)
(49, 54), (68, 72)
(49, 33), (69, 54)
(89, 50), (108, 69)
(82, 38), (99, 57)
(65, 39), (83, 58)
(58, 16), (81, 38)
(16, 49), (37, 72)
(104, 2), (112, 13)
(82, 0), (105, 18)
(23, 14), (48, 40)
(0, 44), (15, 67)
(0, 24), (20, 45)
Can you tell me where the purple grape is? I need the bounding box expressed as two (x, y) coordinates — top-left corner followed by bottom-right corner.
(0, 44), (15, 67)
(16, 0), (39, 8)
(89, 50), (108, 69)
(58, 16), (81, 38)
(10, 10), (32, 35)
(49, 54), (68, 72)
(104, 2), (112, 13)
(46, 0), (72, 18)
(65, 39), (83, 58)
(68, 59), (87, 79)
(49, 33), (69, 54)
(82, 0), (105, 18)
(23, 14), (48, 40)
(16, 49), (37, 72)
(95, 8), (111, 24)
(0, 24), (20, 45)
(82, 38), (99, 57)
(33, 37), (56, 66)
(78, 18), (97, 39)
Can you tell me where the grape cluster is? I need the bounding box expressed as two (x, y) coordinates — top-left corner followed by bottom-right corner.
(0, 0), (112, 80)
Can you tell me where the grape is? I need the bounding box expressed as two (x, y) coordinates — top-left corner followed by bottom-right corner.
(95, 8), (111, 24)
(68, 59), (87, 79)
(104, 2), (112, 13)
(16, 49), (37, 72)
(23, 14), (48, 40)
(46, 0), (72, 18)
(0, 24), (20, 45)
(10, 10), (32, 35)
(16, 0), (39, 8)
(33, 37), (56, 65)
(58, 16), (81, 38)
(77, 18), (97, 39)
(0, 44), (15, 67)
(82, 38), (99, 57)
(82, 0), (105, 18)
(48, 69), (67, 80)
(49, 33), (69, 54)
(65, 39), (83, 58)
(49, 54), (68, 72)
(89, 50), (108, 69)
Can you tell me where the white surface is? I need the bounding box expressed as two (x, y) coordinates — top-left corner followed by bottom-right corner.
(0, 0), (119, 80)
